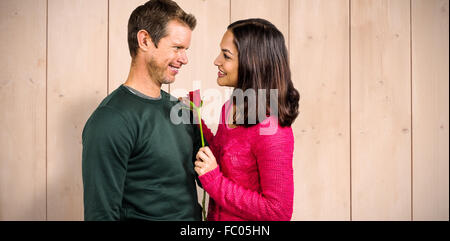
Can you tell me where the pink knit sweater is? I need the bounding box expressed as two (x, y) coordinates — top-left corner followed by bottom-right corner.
(198, 101), (294, 221)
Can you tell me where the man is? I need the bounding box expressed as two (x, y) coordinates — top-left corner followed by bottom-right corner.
(82, 0), (201, 220)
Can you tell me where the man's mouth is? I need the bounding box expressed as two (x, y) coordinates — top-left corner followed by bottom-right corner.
(169, 65), (180, 74)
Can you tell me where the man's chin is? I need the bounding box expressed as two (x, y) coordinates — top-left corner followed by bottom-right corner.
(160, 78), (175, 85)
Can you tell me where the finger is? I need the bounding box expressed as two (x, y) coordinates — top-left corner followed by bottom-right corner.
(179, 97), (190, 106)
(195, 150), (203, 161)
(195, 160), (205, 168)
(197, 151), (210, 163)
(194, 166), (203, 176)
(202, 146), (215, 160)
(195, 149), (203, 160)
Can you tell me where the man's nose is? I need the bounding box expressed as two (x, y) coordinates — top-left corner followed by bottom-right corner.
(178, 51), (188, 65)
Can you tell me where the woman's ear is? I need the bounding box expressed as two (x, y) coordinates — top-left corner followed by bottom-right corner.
(137, 30), (155, 53)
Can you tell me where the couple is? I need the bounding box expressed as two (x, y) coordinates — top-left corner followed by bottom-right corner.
(82, 0), (299, 221)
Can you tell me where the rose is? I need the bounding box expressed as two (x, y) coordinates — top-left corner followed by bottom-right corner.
(187, 90), (206, 220)
(186, 90), (205, 149)
(189, 89), (202, 108)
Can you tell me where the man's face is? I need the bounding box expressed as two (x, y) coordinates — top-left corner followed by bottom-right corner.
(147, 20), (192, 85)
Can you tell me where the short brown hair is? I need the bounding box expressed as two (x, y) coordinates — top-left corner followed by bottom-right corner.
(127, 0), (196, 58)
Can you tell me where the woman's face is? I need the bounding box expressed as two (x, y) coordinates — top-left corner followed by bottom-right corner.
(214, 30), (239, 88)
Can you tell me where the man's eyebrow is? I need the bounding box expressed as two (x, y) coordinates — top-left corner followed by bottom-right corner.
(221, 49), (233, 55)
(172, 44), (189, 50)
(172, 40), (187, 47)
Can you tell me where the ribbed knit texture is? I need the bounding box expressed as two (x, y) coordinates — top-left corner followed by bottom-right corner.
(198, 101), (294, 221)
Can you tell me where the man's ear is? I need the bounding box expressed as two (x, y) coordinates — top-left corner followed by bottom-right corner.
(137, 30), (155, 53)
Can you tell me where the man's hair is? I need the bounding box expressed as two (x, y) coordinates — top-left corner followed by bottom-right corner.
(127, 0), (196, 58)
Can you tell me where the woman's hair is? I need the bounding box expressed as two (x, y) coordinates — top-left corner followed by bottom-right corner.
(228, 18), (299, 127)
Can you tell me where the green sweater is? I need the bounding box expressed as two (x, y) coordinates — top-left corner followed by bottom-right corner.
(82, 85), (202, 221)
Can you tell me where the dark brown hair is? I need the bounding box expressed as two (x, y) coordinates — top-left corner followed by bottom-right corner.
(228, 18), (300, 127)
(127, 0), (196, 58)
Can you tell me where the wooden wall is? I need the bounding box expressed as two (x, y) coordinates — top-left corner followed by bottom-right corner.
(0, 0), (47, 220)
(0, 0), (448, 221)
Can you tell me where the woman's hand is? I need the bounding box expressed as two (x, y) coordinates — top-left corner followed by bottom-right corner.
(178, 96), (192, 109)
(195, 146), (218, 176)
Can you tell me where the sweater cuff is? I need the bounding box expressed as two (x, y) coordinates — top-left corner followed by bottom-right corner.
(198, 166), (221, 190)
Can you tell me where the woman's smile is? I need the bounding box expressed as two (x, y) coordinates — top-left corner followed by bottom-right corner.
(218, 69), (226, 78)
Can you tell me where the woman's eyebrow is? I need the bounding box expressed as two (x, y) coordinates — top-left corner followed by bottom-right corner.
(221, 48), (233, 55)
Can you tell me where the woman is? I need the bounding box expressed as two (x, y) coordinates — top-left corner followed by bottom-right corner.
(194, 18), (300, 221)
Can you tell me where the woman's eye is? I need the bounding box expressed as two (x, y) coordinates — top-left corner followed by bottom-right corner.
(223, 54), (230, 59)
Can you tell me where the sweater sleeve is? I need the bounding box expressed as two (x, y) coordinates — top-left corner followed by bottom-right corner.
(82, 106), (134, 221)
(198, 123), (294, 221)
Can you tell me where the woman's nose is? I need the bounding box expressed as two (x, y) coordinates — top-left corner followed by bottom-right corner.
(214, 55), (221, 66)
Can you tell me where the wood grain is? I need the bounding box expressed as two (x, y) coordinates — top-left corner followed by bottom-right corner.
(0, 0), (47, 220)
(290, 0), (350, 220)
(351, 0), (411, 220)
(231, 0), (289, 42)
(47, 0), (108, 220)
(412, 0), (449, 221)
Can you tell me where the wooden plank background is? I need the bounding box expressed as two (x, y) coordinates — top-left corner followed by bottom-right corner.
(290, 0), (350, 221)
(0, 0), (47, 221)
(351, 0), (412, 220)
(412, 0), (449, 221)
(0, 0), (448, 221)
(46, 0), (108, 220)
